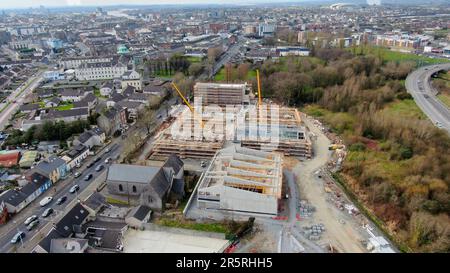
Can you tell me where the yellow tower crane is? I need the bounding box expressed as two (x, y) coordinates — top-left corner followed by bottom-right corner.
(171, 82), (204, 128)
(256, 69), (262, 106)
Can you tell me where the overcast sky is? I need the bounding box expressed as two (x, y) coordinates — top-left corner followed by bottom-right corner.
(0, 0), (315, 9)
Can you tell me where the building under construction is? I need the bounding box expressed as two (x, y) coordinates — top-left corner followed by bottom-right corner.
(148, 104), (313, 160)
(196, 145), (283, 216)
(193, 82), (251, 106)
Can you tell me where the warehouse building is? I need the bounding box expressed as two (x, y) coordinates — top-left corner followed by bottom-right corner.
(197, 145), (283, 216)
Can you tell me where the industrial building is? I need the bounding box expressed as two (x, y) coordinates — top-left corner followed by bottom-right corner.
(197, 145), (283, 216)
(193, 82), (250, 106)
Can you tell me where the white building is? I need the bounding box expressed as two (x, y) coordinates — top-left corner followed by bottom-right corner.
(197, 145), (283, 217)
(74, 61), (128, 81)
(43, 71), (65, 81)
(121, 70), (142, 91)
(60, 56), (114, 70)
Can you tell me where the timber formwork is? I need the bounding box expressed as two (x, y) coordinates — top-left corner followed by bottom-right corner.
(149, 136), (224, 160)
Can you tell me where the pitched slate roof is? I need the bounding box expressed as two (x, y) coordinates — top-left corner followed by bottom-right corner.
(35, 155), (66, 176)
(19, 103), (40, 112)
(130, 205), (151, 221)
(107, 164), (160, 184)
(54, 203), (89, 237)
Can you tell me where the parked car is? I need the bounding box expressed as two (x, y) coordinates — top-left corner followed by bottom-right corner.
(104, 158), (111, 164)
(74, 172), (81, 178)
(69, 185), (80, 194)
(84, 174), (93, 181)
(10, 231), (25, 244)
(95, 165), (104, 172)
(41, 208), (54, 218)
(105, 148), (110, 153)
(39, 196), (53, 207)
(26, 219), (39, 231)
(56, 196), (67, 205)
(94, 157), (101, 163)
(86, 162), (94, 168)
(75, 163), (81, 168)
(24, 215), (38, 226)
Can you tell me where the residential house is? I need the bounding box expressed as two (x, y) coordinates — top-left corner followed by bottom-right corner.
(60, 89), (92, 102)
(100, 82), (114, 97)
(45, 107), (89, 123)
(116, 100), (144, 120)
(33, 203), (93, 253)
(36, 89), (54, 99)
(128, 92), (149, 104)
(19, 103), (40, 113)
(125, 205), (152, 229)
(61, 144), (89, 171)
(97, 106), (127, 136)
(45, 97), (61, 108)
(34, 155), (67, 183)
(0, 172), (51, 214)
(73, 127), (105, 149)
(121, 70), (142, 91)
(105, 154), (184, 211)
(73, 93), (97, 111)
(106, 92), (125, 108)
(122, 85), (135, 97)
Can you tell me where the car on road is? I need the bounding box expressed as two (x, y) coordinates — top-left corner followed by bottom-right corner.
(95, 165), (104, 172)
(84, 174), (93, 181)
(39, 196), (53, 207)
(74, 172), (81, 178)
(56, 196), (67, 205)
(94, 157), (102, 163)
(10, 231), (25, 244)
(26, 219), (39, 231)
(24, 215), (38, 225)
(69, 184), (80, 194)
(86, 162), (94, 168)
(104, 157), (111, 164)
(436, 121), (444, 128)
(41, 208), (54, 218)
(105, 147), (110, 153)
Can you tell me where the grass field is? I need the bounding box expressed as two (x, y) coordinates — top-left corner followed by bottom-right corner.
(186, 56), (203, 63)
(55, 103), (74, 111)
(437, 94), (450, 108)
(215, 67), (257, 81)
(350, 46), (450, 65)
(384, 99), (427, 120)
(157, 218), (229, 234)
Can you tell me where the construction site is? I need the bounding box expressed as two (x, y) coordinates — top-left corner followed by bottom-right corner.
(140, 71), (395, 253)
(196, 145), (283, 216)
(148, 102), (312, 160)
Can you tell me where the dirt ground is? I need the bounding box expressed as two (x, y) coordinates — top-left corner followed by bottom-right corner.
(291, 116), (367, 253)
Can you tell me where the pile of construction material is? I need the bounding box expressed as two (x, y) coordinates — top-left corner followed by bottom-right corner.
(302, 223), (325, 241)
(298, 200), (315, 218)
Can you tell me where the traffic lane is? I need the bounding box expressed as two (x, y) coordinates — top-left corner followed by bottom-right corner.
(0, 143), (121, 251)
(406, 64), (450, 131)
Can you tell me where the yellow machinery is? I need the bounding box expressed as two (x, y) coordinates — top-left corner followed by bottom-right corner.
(256, 69), (262, 106)
(171, 82), (204, 128)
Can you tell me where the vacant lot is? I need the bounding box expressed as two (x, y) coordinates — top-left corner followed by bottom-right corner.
(123, 229), (228, 253)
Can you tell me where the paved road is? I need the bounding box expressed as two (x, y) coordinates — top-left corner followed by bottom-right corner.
(0, 142), (123, 253)
(405, 63), (450, 134)
(0, 71), (44, 131)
